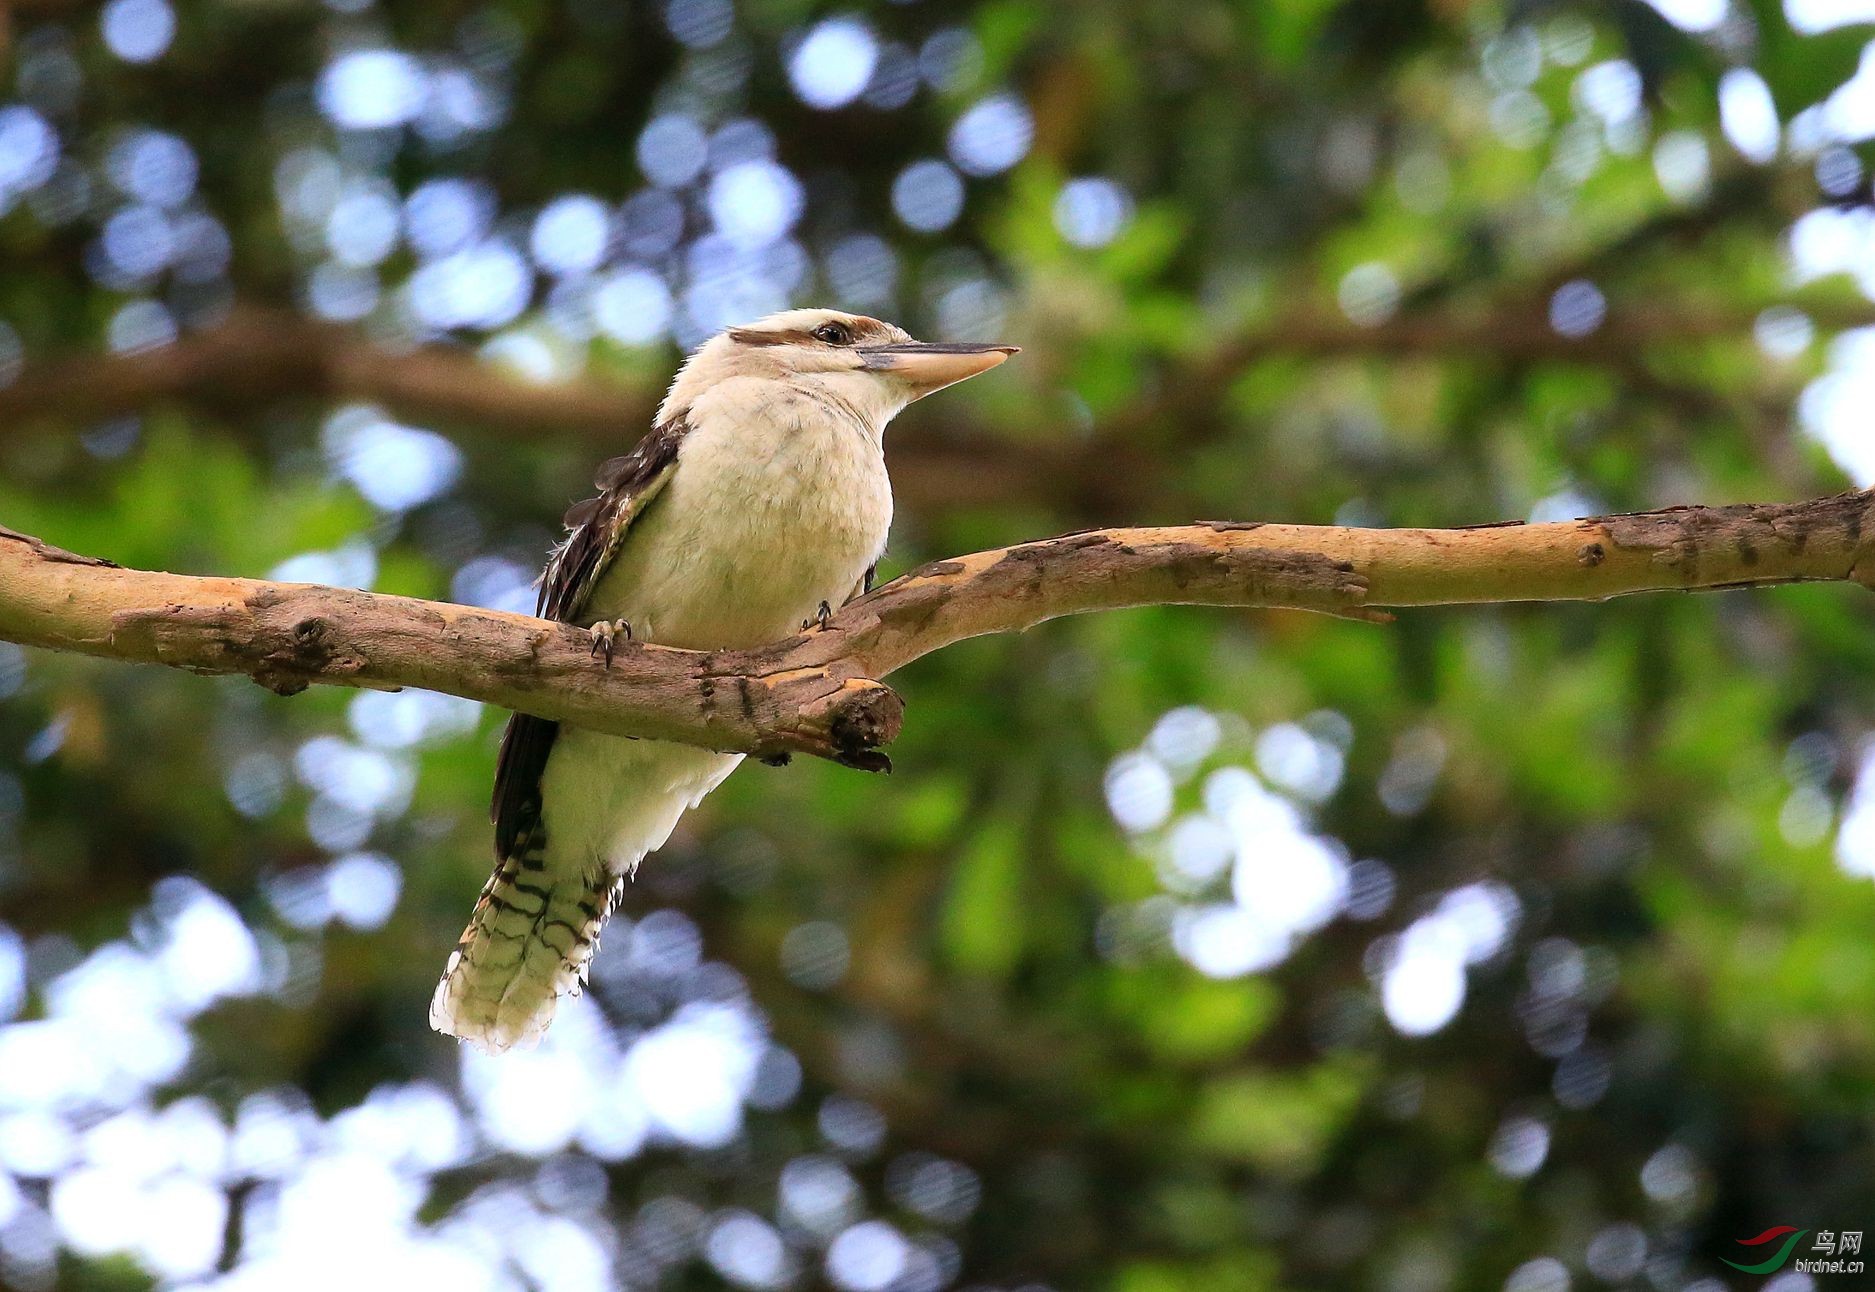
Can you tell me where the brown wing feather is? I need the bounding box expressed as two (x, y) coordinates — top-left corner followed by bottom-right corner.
(490, 416), (689, 859)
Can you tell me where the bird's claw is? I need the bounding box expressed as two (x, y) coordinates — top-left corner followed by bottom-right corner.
(588, 618), (632, 668)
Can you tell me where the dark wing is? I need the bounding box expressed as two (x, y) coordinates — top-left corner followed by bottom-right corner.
(491, 416), (689, 859)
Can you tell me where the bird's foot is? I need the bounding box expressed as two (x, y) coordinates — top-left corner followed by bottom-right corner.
(588, 618), (632, 668)
(801, 600), (834, 633)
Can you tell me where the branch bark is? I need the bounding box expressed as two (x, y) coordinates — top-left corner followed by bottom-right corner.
(4, 491), (1873, 767)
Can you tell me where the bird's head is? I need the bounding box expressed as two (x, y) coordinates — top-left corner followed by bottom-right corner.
(657, 308), (1017, 432)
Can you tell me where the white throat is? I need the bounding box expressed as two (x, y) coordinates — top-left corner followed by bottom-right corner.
(795, 371), (906, 446)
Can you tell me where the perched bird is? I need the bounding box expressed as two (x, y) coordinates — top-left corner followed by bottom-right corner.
(430, 309), (1016, 1052)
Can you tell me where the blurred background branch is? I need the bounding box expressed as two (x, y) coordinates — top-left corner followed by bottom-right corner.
(4, 294), (1861, 442)
(0, 303), (657, 437)
(3, 284), (1861, 523)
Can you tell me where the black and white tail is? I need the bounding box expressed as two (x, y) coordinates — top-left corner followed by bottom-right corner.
(428, 838), (619, 1053)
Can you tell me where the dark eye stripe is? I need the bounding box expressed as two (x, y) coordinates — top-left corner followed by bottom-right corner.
(726, 316), (889, 348)
(726, 327), (811, 347)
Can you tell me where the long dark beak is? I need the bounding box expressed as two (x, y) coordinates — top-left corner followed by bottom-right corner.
(859, 342), (1019, 398)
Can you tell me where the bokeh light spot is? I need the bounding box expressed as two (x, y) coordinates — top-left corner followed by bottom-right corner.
(947, 94), (1032, 176)
(318, 49), (428, 130)
(789, 18), (879, 110)
(100, 0), (175, 64)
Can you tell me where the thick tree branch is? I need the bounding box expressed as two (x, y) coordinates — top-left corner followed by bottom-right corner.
(4, 491), (1873, 766)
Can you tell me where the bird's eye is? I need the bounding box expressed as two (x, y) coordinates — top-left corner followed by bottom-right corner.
(813, 322), (853, 346)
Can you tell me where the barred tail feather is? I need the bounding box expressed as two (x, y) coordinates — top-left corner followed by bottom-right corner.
(438, 740), (742, 1051)
(428, 844), (619, 1053)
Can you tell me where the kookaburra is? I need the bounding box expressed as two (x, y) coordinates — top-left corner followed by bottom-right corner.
(430, 309), (1016, 1052)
